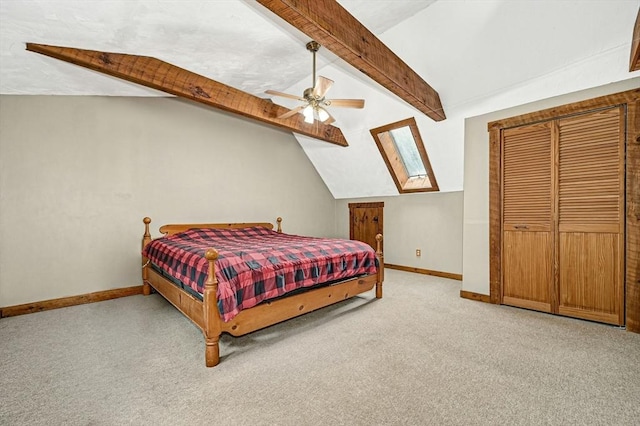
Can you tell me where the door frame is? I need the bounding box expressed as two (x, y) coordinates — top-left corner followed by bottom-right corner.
(488, 88), (640, 333)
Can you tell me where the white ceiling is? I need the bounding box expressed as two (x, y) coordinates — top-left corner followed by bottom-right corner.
(0, 0), (436, 97)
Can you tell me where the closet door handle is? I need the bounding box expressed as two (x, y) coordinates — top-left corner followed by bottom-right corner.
(514, 225), (529, 230)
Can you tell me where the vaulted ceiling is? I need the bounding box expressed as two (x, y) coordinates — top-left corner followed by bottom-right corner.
(0, 1), (436, 98)
(2, 1), (639, 198)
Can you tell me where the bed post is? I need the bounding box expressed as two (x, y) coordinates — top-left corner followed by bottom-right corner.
(276, 217), (282, 233)
(142, 217), (152, 296)
(375, 234), (384, 299)
(204, 248), (222, 367)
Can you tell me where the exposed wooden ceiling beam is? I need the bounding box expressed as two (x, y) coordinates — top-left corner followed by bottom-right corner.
(256, 0), (446, 122)
(26, 43), (348, 147)
(630, 8), (640, 72)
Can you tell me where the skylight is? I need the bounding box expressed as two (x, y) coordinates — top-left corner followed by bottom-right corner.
(389, 126), (427, 178)
(370, 117), (438, 193)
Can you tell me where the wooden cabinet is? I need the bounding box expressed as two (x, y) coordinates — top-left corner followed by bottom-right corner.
(500, 107), (625, 325)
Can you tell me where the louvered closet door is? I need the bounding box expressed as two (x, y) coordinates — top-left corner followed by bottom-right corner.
(557, 107), (625, 325)
(502, 123), (554, 312)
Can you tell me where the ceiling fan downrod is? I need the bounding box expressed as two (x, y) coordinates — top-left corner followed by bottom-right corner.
(306, 40), (320, 90)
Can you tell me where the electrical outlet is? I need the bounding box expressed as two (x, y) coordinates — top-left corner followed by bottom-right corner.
(416, 249), (421, 257)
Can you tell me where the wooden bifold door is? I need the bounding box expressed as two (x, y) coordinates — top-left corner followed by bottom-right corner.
(501, 106), (625, 325)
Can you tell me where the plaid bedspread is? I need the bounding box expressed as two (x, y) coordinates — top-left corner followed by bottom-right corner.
(142, 227), (378, 322)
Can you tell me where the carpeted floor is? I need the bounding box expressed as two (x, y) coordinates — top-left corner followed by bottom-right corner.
(1, 269), (639, 425)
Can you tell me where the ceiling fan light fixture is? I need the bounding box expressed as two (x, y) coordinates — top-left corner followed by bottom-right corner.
(317, 106), (330, 122)
(303, 105), (314, 124)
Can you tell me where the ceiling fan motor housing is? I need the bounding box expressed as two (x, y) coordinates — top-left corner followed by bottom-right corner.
(304, 87), (319, 102)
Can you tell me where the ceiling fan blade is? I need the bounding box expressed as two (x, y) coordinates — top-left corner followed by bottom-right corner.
(266, 89), (305, 101)
(277, 105), (306, 119)
(313, 76), (334, 98)
(326, 99), (365, 109)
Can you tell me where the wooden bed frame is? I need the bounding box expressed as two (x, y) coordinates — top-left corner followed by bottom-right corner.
(141, 217), (384, 367)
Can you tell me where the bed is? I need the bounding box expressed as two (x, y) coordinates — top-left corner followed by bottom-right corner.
(141, 217), (384, 367)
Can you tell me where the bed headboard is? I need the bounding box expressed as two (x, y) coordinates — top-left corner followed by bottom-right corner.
(156, 217), (283, 236)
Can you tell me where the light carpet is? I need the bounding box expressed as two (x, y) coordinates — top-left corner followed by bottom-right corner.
(1, 269), (639, 425)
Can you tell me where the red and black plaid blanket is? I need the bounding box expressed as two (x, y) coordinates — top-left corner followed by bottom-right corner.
(142, 227), (378, 322)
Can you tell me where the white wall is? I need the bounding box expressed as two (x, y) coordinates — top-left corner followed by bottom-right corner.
(336, 191), (463, 275)
(462, 78), (640, 295)
(0, 95), (336, 307)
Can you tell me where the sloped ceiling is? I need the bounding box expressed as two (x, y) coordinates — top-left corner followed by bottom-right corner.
(1, 0), (639, 199)
(0, 0), (435, 97)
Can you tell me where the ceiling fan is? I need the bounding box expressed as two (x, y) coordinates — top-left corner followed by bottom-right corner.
(266, 41), (365, 125)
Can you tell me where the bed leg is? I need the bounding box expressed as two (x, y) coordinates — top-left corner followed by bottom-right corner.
(205, 338), (220, 367)
(204, 248), (222, 367)
(142, 282), (151, 296)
